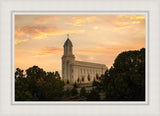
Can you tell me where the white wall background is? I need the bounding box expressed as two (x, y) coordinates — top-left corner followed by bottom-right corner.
(0, 0), (160, 116)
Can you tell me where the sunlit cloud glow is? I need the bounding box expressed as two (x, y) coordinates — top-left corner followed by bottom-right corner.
(31, 46), (133, 57)
(93, 26), (99, 30)
(68, 16), (96, 26)
(15, 15), (145, 74)
(31, 47), (63, 57)
(15, 38), (29, 45)
(15, 25), (85, 43)
(113, 15), (145, 31)
(34, 16), (60, 24)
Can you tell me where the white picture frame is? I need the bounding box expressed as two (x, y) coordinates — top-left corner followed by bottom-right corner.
(11, 11), (148, 105)
(0, 0), (160, 116)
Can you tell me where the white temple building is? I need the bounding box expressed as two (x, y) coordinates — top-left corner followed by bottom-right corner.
(62, 35), (107, 84)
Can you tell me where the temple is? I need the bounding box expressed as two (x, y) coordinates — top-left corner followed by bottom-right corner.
(62, 35), (107, 84)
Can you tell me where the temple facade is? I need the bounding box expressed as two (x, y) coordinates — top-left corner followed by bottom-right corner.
(62, 36), (107, 84)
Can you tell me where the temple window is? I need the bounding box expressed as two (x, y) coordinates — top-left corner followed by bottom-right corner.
(82, 76), (84, 82)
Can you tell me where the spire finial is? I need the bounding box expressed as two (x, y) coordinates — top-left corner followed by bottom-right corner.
(67, 34), (69, 38)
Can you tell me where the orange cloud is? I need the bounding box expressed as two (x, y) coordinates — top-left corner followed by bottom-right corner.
(68, 16), (96, 26)
(15, 28), (25, 36)
(132, 21), (140, 24)
(136, 16), (145, 19)
(34, 16), (59, 24)
(117, 15), (145, 20)
(113, 15), (145, 30)
(31, 46), (108, 57)
(15, 25), (85, 44)
(15, 38), (29, 45)
(31, 47), (63, 57)
(76, 48), (127, 56)
(114, 21), (129, 26)
(74, 50), (106, 55)
(114, 26), (131, 31)
(31, 46), (132, 57)
(93, 26), (99, 30)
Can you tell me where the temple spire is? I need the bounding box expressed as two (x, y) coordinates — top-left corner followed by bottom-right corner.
(67, 34), (69, 38)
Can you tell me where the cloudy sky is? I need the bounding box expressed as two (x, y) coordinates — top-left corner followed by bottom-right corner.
(15, 15), (145, 75)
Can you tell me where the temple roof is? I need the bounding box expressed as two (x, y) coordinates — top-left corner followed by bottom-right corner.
(64, 38), (73, 46)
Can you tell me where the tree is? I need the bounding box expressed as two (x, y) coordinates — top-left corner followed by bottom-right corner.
(15, 65), (65, 101)
(86, 88), (100, 101)
(92, 78), (99, 86)
(80, 87), (86, 97)
(15, 68), (24, 79)
(71, 88), (78, 96)
(100, 69), (109, 91)
(55, 71), (60, 79)
(65, 88), (71, 97)
(113, 48), (145, 74)
(74, 82), (78, 88)
(26, 65), (46, 79)
(67, 80), (69, 84)
(15, 77), (38, 101)
(100, 48), (145, 101)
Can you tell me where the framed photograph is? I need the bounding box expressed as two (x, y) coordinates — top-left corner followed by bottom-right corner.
(13, 11), (147, 104)
(0, 0), (160, 116)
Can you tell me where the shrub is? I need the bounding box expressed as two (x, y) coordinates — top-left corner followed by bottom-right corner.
(66, 80), (69, 84)
(71, 88), (78, 96)
(86, 88), (100, 101)
(74, 82), (78, 88)
(80, 87), (86, 97)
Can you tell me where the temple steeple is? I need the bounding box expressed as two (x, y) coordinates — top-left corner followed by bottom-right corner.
(63, 34), (73, 56)
(62, 34), (75, 83)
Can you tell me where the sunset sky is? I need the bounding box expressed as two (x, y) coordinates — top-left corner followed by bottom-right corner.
(15, 15), (145, 75)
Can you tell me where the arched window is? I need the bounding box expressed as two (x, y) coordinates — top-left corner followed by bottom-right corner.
(96, 73), (99, 80)
(82, 76), (84, 82)
(77, 77), (80, 82)
(88, 74), (90, 81)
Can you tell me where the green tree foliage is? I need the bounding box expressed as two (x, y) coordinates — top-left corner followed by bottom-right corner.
(92, 78), (98, 86)
(15, 48), (145, 101)
(65, 88), (71, 97)
(74, 82), (78, 88)
(15, 78), (38, 101)
(55, 71), (61, 79)
(86, 88), (100, 101)
(66, 80), (69, 84)
(26, 65), (46, 79)
(71, 88), (78, 96)
(100, 48), (145, 101)
(80, 87), (86, 97)
(15, 66), (64, 101)
(15, 68), (24, 80)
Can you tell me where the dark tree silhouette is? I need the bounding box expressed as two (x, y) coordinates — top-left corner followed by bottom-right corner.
(86, 88), (100, 101)
(80, 87), (86, 97)
(100, 48), (145, 101)
(15, 48), (145, 101)
(71, 88), (78, 96)
(15, 68), (24, 79)
(15, 66), (64, 101)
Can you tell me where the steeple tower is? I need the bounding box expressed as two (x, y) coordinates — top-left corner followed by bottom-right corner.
(62, 34), (75, 83)
(63, 34), (74, 56)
